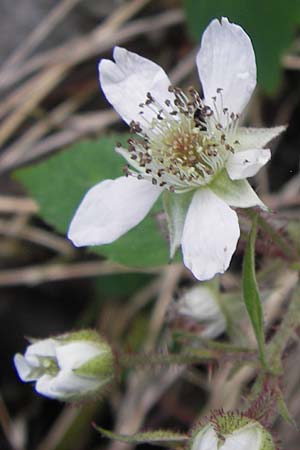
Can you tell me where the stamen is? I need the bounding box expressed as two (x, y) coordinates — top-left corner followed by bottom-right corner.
(119, 85), (239, 192)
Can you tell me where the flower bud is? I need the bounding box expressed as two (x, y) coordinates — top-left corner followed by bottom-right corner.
(175, 284), (226, 339)
(14, 330), (114, 402)
(191, 412), (275, 450)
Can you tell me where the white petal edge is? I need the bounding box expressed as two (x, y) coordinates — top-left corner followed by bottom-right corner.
(99, 46), (174, 126)
(197, 17), (256, 119)
(226, 148), (271, 180)
(14, 354), (38, 382)
(191, 425), (218, 450)
(36, 371), (101, 400)
(56, 342), (101, 370)
(35, 374), (57, 399)
(221, 425), (261, 450)
(25, 338), (58, 359)
(68, 176), (162, 247)
(236, 125), (286, 150)
(181, 189), (240, 281)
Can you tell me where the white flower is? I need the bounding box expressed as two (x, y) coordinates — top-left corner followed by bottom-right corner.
(14, 330), (114, 402)
(175, 284), (226, 339)
(68, 17), (285, 281)
(192, 419), (275, 450)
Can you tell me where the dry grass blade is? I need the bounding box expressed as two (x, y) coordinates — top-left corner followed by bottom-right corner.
(144, 264), (183, 351)
(0, 65), (67, 149)
(0, 0), (153, 158)
(0, 0), (153, 91)
(1, 0), (84, 73)
(0, 196), (37, 214)
(0, 9), (184, 172)
(0, 261), (161, 286)
(0, 218), (74, 255)
(0, 84), (97, 171)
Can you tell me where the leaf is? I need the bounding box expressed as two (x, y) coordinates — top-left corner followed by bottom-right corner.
(15, 136), (171, 267)
(94, 426), (189, 447)
(184, 0), (300, 93)
(242, 214), (267, 367)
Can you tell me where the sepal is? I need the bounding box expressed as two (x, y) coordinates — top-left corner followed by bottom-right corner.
(95, 426), (189, 447)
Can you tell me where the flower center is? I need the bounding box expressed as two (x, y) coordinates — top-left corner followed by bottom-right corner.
(121, 86), (240, 192)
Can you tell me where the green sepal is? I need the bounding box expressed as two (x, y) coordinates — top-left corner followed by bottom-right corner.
(95, 426), (189, 447)
(74, 351), (114, 381)
(162, 190), (193, 259)
(59, 329), (103, 344)
(210, 170), (268, 211)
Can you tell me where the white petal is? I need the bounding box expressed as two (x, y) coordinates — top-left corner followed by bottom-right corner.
(68, 176), (162, 247)
(14, 354), (38, 382)
(178, 286), (220, 321)
(99, 46), (174, 126)
(210, 172), (267, 210)
(182, 189), (240, 281)
(221, 425), (261, 450)
(197, 17), (256, 117)
(25, 338), (57, 359)
(236, 126), (286, 150)
(36, 371), (101, 400)
(191, 425), (218, 450)
(56, 342), (101, 370)
(35, 374), (57, 399)
(226, 148), (271, 180)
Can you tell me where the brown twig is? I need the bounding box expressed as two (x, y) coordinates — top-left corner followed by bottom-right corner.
(0, 260), (162, 286)
(0, 196), (38, 214)
(0, 218), (74, 255)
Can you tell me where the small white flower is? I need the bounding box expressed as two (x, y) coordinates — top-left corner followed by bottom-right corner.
(14, 331), (114, 402)
(191, 417), (275, 450)
(175, 284), (226, 339)
(68, 17), (285, 281)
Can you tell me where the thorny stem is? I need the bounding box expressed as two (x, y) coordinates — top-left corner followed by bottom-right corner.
(119, 350), (215, 369)
(119, 347), (257, 370)
(244, 209), (298, 262)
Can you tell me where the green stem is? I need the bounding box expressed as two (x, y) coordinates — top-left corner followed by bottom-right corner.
(245, 209), (297, 261)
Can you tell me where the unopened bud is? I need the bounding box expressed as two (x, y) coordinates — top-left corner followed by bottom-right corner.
(175, 284), (226, 339)
(191, 411), (275, 450)
(14, 330), (114, 402)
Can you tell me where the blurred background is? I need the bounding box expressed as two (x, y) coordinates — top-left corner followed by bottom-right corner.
(1, 1), (300, 449)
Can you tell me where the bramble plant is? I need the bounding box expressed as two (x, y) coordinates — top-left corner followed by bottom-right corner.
(13, 14), (300, 450)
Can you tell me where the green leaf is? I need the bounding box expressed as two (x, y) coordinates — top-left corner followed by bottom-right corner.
(15, 136), (170, 267)
(242, 214), (267, 367)
(95, 426), (189, 447)
(184, 0), (299, 93)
